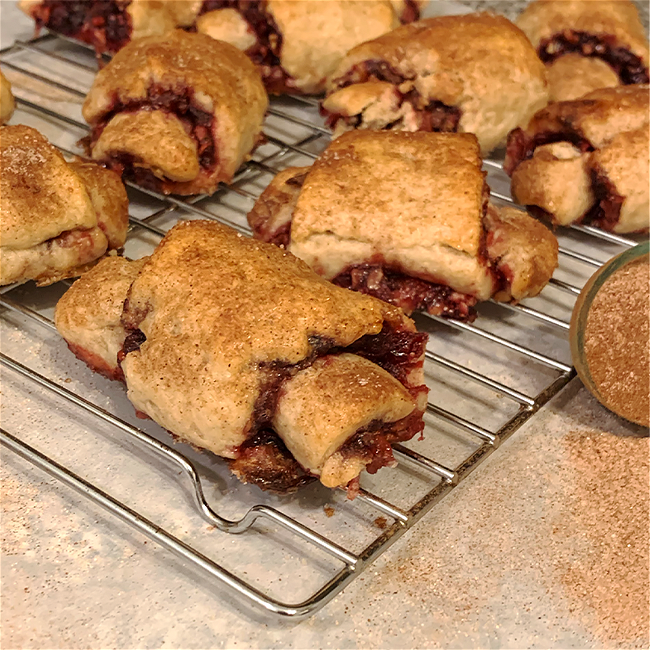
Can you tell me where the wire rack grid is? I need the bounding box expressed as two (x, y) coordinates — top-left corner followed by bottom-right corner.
(0, 33), (642, 620)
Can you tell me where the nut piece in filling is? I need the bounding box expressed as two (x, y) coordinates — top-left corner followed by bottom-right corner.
(19, 0), (176, 56)
(0, 125), (129, 287)
(0, 70), (15, 125)
(505, 85), (650, 234)
(82, 30), (268, 196)
(54, 220), (429, 495)
(192, 0), (401, 95)
(517, 0), (649, 101)
(248, 130), (559, 321)
(322, 12), (549, 155)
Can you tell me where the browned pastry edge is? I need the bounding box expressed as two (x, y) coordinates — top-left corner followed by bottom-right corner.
(54, 222), (428, 494)
(248, 133), (558, 317)
(20, 0), (176, 56)
(505, 86), (650, 233)
(82, 30), (268, 196)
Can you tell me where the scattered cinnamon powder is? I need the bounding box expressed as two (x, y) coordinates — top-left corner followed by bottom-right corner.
(374, 516), (387, 530)
(558, 429), (649, 644)
(583, 256), (649, 426)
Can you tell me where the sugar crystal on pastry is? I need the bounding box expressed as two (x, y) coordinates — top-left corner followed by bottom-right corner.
(82, 30), (268, 196)
(55, 220), (429, 494)
(505, 85), (650, 234)
(322, 12), (549, 155)
(0, 125), (129, 287)
(249, 130), (559, 321)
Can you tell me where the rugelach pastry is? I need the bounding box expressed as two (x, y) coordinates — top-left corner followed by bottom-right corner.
(19, 0), (176, 56)
(517, 0), (649, 101)
(248, 130), (559, 321)
(0, 70), (14, 125)
(82, 30), (268, 195)
(55, 220), (429, 494)
(505, 85), (650, 234)
(0, 125), (129, 287)
(169, 0), (403, 95)
(322, 12), (549, 154)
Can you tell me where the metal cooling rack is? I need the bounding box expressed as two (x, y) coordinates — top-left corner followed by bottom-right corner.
(0, 32), (643, 620)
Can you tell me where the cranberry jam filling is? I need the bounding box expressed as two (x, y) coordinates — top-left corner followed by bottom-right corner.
(399, 0), (421, 24)
(504, 127), (595, 175)
(118, 316), (426, 494)
(333, 265), (478, 322)
(90, 85), (217, 189)
(31, 0), (132, 54)
(325, 60), (462, 132)
(339, 410), (424, 475)
(539, 31), (649, 85)
(230, 430), (315, 493)
(199, 0), (298, 93)
(585, 165), (626, 232)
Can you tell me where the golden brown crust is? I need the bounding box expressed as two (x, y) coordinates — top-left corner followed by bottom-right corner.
(127, 0), (176, 39)
(325, 12), (549, 154)
(287, 130), (495, 299)
(0, 70), (14, 126)
(546, 54), (621, 101)
(267, 0), (398, 94)
(0, 125), (129, 286)
(591, 123), (650, 233)
(511, 142), (595, 225)
(82, 30), (268, 194)
(120, 220), (415, 459)
(485, 203), (559, 302)
(508, 85), (649, 233)
(55, 256), (148, 374)
(68, 160), (129, 250)
(196, 8), (257, 52)
(517, 0), (649, 68)
(247, 166), (307, 243)
(273, 353), (414, 486)
(1, 126), (96, 250)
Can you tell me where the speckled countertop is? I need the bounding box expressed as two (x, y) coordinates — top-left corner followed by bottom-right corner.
(1, 2), (649, 649)
(3, 380), (648, 649)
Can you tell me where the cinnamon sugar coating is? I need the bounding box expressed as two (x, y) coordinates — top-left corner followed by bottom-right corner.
(116, 221), (423, 485)
(324, 12), (549, 154)
(0, 125), (128, 286)
(249, 130), (558, 309)
(83, 30), (268, 195)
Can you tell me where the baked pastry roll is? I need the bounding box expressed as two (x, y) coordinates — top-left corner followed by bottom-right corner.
(517, 0), (649, 101)
(173, 0), (401, 95)
(248, 131), (559, 320)
(55, 256), (148, 381)
(0, 70), (14, 125)
(322, 12), (549, 155)
(19, 0), (176, 56)
(0, 125), (128, 287)
(505, 85), (650, 234)
(55, 220), (428, 493)
(82, 30), (268, 196)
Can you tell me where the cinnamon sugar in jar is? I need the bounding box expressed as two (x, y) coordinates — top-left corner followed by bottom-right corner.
(570, 243), (649, 428)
